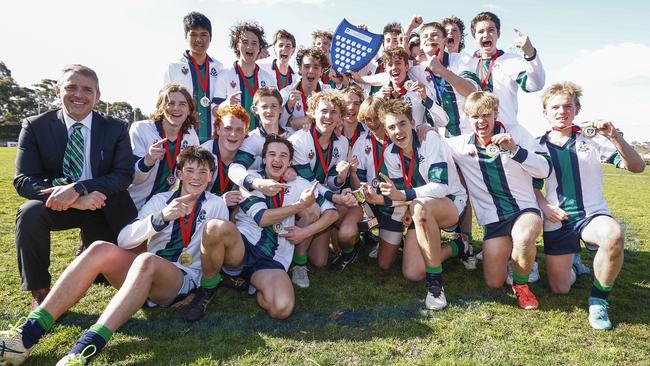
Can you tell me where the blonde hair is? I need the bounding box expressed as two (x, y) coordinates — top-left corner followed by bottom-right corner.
(378, 99), (413, 123)
(463, 91), (499, 116)
(358, 96), (384, 123)
(306, 90), (347, 123)
(541, 81), (583, 112)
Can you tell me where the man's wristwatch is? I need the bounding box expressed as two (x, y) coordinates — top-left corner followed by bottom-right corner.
(73, 182), (88, 196)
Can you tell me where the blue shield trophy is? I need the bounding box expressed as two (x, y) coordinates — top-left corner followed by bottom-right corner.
(330, 19), (383, 74)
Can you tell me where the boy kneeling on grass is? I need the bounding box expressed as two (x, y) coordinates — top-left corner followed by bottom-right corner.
(182, 135), (339, 321)
(533, 82), (645, 330)
(0, 146), (228, 365)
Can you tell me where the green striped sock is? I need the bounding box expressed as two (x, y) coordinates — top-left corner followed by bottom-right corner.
(89, 323), (113, 343)
(293, 254), (308, 266)
(27, 306), (55, 332)
(512, 271), (529, 285)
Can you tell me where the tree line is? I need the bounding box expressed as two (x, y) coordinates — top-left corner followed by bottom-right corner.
(0, 61), (146, 135)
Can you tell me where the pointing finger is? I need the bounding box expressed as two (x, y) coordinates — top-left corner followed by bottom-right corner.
(152, 138), (168, 147)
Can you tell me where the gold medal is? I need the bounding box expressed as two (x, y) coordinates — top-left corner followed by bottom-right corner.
(273, 222), (284, 234)
(404, 80), (415, 89)
(485, 144), (500, 158)
(167, 174), (176, 185)
(179, 251), (193, 266)
(371, 178), (380, 188)
(583, 126), (597, 138)
(200, 96), (211, 108)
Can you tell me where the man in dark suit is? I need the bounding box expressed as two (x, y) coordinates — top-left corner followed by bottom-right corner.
(14, 64), (137, 306)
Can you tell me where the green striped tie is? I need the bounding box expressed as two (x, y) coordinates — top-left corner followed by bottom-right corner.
(53, 123), (85, 185)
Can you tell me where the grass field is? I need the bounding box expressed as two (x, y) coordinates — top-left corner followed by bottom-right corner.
(0, 146), (648, 365)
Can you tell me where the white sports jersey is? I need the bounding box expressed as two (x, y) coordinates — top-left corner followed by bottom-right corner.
(164, 52), (225, 142)
(279, 80), (331, 128)
(535, 130), (624, 232)
(237, 173), (335, 270)
(465, 50), (545, 129)
(447, 123), (551, 225)
(351, 129), (406, 232)
(215, 62), (278, 100)
(117, 190), (229, 281)
(259, 59), (298, 90)
(384, 130), (467, 215)
(372, 78), (448, 128)
(128, 120), (200, 209)
(228, 125), (294, 187)
(288, 126), (348, 190)
(408, 51), (478, 136)
(214, 62), (277, 130)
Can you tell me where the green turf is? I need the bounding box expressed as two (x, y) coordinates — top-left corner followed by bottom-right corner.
(1, 147), (648, 365)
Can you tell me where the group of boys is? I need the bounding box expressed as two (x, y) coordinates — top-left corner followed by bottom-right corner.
(1, 9), (645, 366)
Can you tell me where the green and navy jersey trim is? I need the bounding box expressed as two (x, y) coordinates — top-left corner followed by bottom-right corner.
(155, 189), (207, 262)
(477, 147), (520, 221)
(390, 131), (425, 199)
(540, 132), (586, 223)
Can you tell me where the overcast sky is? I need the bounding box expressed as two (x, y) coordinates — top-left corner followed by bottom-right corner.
(2, 0), (649, 141)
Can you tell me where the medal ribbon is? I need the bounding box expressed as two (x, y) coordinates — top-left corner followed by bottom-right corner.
(236, 63), (259, 98)
(217, 151), (230, 193)
(551, 124), (581, 133)
(390, 81), (407, 99)
(349, 125), (360, 149)
(298, 82), (320, 112)
(161, 129), (182, 179)
(399, 148), (416, 190)
(479, 52), (499, 90)
(311, 126), (332, 183)
(427, 50), (447, 103)
(188, 53), (209, 97)
(179, 203), (198, 248)
(274, 60), (291, 89)
(371, 134), (388, 176)
(271, 178), (285, 208)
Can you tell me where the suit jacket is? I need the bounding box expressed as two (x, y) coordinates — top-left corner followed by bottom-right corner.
(14, 109), (137, 233)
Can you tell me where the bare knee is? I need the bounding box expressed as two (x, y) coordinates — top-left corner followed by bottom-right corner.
(485, 276), (505, 289)
(82, 241), (120, 261)
(203, 219), (235, 247)
(310, 256), (327, 268)
(338, 223), (358, 245)
(601, 225), (624, 255)
(130, 253), (158, 278)
(550, 282), (571, 294)
(402, 267), (424, 282)
(268, 295), (295, 320)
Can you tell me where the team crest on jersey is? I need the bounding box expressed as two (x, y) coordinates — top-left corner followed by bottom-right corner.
(404, 96), (413, 106)
(577, 141), (591, 153)
(426, 74), (432, 82)
(284, 186), (290, 194)
(261, 81), (267, 87)
(365, 145), (371, 155)
(333, 147), (340, 159)
(367, 71), (372, 76)
(197, 209), (207, 223)
(418, 154), (424, 163)
(296, 103), (302, 111)
(181, 66), (189, 75)
(230, 80), (237, 88)
(181, 140), (189, 149)
(210, 67), (218, 77)
(308, 150), (315, 159)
